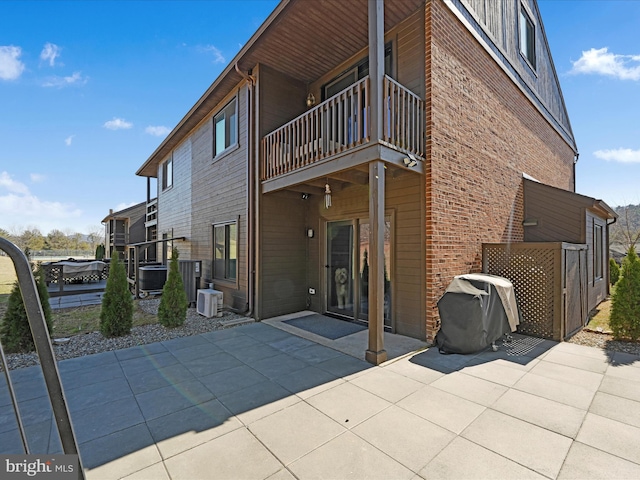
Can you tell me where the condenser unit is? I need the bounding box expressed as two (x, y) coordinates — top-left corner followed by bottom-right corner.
(196, 289), (223, 318)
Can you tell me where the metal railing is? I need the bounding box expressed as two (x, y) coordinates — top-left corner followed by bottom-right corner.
(261, 75), (424, 181)
(0, 237), (85, 478)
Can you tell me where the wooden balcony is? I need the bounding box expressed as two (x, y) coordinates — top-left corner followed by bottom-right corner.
(261, 75), (424, 186)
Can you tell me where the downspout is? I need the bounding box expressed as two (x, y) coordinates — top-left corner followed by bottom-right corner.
(235, 63), (257, 317)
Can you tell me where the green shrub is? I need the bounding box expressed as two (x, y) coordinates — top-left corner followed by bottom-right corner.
(610, 258), (621, 285)
(99, 251), (133, 337)
(0, 266), (53, 353)
(609, 246), (640, 341)
(95, 244), (106, 260)
(158, 247), (188, 328)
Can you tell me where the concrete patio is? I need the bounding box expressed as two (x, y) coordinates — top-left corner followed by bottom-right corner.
(1, 312), (640, 479)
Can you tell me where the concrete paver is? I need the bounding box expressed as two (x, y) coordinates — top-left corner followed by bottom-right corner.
(1, 317), (640, 479)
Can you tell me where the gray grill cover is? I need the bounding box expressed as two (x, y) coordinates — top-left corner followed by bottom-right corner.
(435, 274), (519, 354)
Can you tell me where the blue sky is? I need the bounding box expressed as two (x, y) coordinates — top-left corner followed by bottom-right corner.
(0, 0), (639, 236)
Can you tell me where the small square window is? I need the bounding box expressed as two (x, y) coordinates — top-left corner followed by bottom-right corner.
(161, 156), (173, 190)
(519, 6), (536, 69)
(214, 98), (238, 157)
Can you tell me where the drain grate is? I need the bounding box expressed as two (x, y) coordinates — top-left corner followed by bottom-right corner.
(503, 335), (546, 356)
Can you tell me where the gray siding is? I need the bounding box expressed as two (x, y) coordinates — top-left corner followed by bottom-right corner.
(157, 139), (193, 259)
(191, 87), (249, 311)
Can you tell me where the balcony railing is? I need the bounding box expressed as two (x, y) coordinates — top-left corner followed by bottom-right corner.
(261, 75), (424, 181)
(146, 198), (158, 225)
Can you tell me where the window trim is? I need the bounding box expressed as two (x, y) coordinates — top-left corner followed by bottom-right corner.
(161, 155), (173, 191)
(212, 218), (239, 288)
(594, 222), (604, 282)
(213, 97), (239, 159)
(519, 2), (536, 71)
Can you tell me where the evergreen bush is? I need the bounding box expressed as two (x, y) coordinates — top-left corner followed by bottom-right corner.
(0, 266), (53, 353)
(610, 258), (620, 285)
(158, 247), (188, 328)
(99, 250), (133, 337)
(609, 246), (640, 341)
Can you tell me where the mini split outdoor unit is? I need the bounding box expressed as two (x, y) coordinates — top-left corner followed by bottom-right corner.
(197, 289), (224, 318)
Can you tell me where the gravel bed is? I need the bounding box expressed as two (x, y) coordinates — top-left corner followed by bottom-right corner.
(2, 298), (253, 371)
(567, 328), (640, 356)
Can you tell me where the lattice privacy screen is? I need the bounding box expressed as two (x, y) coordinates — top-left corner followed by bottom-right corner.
(483, 244), (557, 339)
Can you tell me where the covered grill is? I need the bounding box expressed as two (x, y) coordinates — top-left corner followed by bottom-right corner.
(435, 274), (520, 354)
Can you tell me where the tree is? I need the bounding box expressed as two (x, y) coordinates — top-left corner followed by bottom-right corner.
(99, 249), (133, 337)
(611, 204), (640, 250)
(609, 246), (640, 341)
(158, 247), (188, 328)
(610, 258), (620, 285)
(0, 265), (53, 353)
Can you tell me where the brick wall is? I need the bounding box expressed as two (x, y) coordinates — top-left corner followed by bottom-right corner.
(424, 0), (576, 340)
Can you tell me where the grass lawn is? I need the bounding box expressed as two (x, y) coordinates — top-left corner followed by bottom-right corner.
(0, 255), (16, 302)
(586, 297), (612, 333)
(52, 303), (158, 338)
(1, 254), (158, 338)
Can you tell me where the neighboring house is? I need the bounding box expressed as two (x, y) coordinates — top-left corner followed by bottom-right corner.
(102, 201), (157, 262)
(134, 0), (596, 363)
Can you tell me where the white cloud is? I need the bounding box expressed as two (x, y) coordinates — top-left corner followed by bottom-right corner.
(594, 148), (640, 163)
(145, 125), (170, 137)
(30, 173), (46, 183)
(571, 47), (640, 81)
(0, 45), (25, 80)
(200, 45), (225, 64)
(0, 171), (82, 231)
(103, 117), (133, 130)
(40, 42), (62, 66)
(0, 171), (30, 195)
(42, 71), (88, 88)
(65, 135), (75, 146)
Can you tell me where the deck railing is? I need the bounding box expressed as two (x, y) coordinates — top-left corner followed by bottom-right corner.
(261, 75), (424, 181)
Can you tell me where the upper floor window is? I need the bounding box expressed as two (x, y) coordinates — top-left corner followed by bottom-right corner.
(162, 156), (173, 190)
(519, 5), (536, 70)
(214, 98), (238, 157)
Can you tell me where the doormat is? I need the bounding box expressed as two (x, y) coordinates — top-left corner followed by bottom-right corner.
(284, 314), (366, 340)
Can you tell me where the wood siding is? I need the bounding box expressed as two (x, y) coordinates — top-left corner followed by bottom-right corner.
(191, 87), (249, 311)
(523, 180), (584, 244)
(258, 191), (308, 318)
(304, 171), (425, 339)
(458, 0), (574, 148)
(157, 140), (193, 260)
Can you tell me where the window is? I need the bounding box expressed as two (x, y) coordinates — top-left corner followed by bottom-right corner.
(594, 223), (603, 280)
(322, 43), (393, 100)
(162, 156), (173, 190)
(213, 221), (237, 282)
(214, 98), (237, 157)
(519, 6), (536, 69)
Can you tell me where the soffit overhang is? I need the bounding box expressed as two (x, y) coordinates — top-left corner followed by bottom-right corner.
(136, 0), (424, 178)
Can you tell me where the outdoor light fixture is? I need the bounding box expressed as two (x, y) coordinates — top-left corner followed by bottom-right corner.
(522, 218), (538, 227)
(306, 92), (316, 108)
(324, 182), (332, 209)
(403, 155), (418, 168)
(301, 193), (309, 200)
(307, 228), (315, 238)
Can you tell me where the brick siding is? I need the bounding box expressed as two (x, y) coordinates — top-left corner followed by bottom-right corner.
(424, 0), (575, 341)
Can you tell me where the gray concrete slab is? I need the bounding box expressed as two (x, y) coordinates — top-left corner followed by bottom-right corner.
(2, 317), (640, 479)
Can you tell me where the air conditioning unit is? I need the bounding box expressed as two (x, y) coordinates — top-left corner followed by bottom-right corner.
(196, 289), (223, 318)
